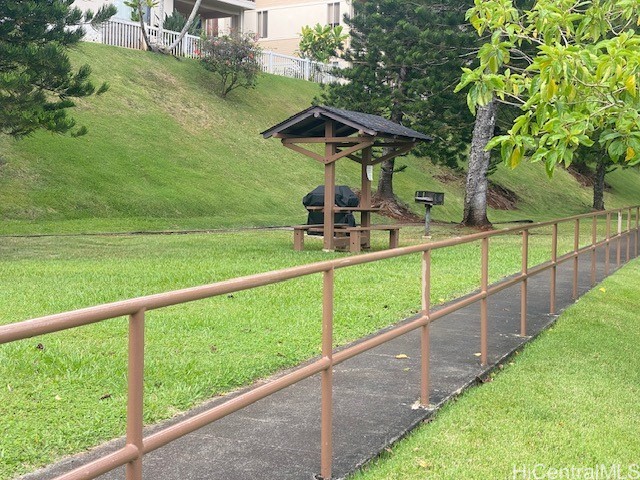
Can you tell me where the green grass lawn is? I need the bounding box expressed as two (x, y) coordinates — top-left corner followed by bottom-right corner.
(1, 42), (639, 236)
(350, 259), (640, 480)
(1, 40), (639, 480)
(0, 220), (626, 478)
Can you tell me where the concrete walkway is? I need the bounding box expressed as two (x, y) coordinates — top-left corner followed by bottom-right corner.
(25, 232), (638, 480)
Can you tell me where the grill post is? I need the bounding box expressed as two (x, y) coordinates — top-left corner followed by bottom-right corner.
(423, 204), (432, 237)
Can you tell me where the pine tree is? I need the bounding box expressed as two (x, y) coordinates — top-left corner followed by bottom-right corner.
(0, 1), (115, 138)
(323, 0), (477, 207)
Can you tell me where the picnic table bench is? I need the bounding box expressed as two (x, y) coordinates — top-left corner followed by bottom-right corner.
(293, 223), (400, 253)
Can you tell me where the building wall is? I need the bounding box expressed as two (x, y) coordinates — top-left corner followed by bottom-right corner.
(219, 0), (351, 60)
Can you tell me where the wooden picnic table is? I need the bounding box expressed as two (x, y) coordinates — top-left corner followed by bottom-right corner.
(293, 222), (400, 253)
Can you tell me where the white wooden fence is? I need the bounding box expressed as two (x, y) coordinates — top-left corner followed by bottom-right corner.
(257, 50), (341, 84)
(92, 19), (341, 84)
(98, 19), (201, 58)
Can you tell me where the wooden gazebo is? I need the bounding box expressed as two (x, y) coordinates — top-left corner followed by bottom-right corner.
(262, 106), (432, 251)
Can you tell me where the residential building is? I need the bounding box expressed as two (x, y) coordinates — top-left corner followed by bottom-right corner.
(73, 0), (255, 34)
(74, 0), (350, 66)
(219, 0), (353, 61)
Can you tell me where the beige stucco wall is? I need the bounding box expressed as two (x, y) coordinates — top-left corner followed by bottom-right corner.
(256, 38), (300, 55)
(237, 0), (351, 58)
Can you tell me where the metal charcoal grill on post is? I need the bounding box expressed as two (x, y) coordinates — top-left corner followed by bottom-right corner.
(415, 191), (444, 237)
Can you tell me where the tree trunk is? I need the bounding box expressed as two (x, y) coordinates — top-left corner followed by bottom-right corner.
(593, 159), (606, 210)
(462, 97), (497, 227)
(158, 0), (165, 47)
(376, 67), (406, 201)
(136, 2), (158, 53)
(167, 0), (203, 51)
(377, 157), (395, 200)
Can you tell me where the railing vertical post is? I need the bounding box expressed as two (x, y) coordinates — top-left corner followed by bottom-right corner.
(480, 238), (489, 366)
(521, 229), (528, 337)
(617, 210), (622, 267)
(573, 219), (579, 300)
(627, 208), (631, 262)
(420, 250), (431, 406)
(320, 268), (334, 480)
(126, 309), (145, 480)
(591, 215), (597, 286)
(550, 223), (557, 314)
(605, 212), (611, 276)
(636, 207), (639, 258)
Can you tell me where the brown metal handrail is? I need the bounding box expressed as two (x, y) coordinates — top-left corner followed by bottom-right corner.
(1, 206), (639, 480)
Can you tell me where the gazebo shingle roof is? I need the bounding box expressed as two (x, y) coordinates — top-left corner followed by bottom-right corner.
(261, 105), (432, 141)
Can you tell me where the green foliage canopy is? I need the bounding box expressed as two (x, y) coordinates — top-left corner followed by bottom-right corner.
(456, 0), (640, 175)
(0, 0), (114, 138)
(298, 24), (347, 63)
(163, 9), (201, 35)
(201, 34), (262, 97)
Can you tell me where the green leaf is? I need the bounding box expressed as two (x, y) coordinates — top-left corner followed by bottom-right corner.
(625, 75), (637, 96)
(508, 145), (523, 169)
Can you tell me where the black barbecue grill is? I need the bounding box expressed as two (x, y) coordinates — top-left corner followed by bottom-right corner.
(303, 185), (358, 235)
(415, 191), (445, 206)
(415, 191), (444, 236)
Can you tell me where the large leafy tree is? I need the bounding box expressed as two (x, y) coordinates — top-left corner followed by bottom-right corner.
(456, 0), (640, 215)
(323, 0), (477, 209)
(0, 0), (114, 138)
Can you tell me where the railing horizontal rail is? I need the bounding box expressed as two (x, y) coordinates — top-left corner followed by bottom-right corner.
(56, 444), (139, 480)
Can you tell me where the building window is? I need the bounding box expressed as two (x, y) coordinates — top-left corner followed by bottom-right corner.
(257, 11), (268, 38)
(327, 2), (340, 27)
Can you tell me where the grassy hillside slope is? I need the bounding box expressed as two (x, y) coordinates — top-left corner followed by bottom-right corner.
(0, 42), (638, 234)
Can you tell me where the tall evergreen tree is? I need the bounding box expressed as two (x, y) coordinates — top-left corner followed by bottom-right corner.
(322, 0), (477, 208)
(0, 0), (114, 139)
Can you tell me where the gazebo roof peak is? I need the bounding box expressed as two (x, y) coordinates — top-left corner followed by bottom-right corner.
(261, 105), (432, 141)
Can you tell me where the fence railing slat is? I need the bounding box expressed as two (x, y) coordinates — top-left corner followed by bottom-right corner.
(89, 19), (339, 83)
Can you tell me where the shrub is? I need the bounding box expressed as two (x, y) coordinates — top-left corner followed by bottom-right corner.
(200, 34), (261, 98)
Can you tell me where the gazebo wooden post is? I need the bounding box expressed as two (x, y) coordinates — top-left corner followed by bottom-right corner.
(323, 120), (336, 251)
(360, 145), (373, 248)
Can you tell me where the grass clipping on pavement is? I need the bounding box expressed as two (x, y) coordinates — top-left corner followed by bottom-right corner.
(352, 259), (640, 480)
